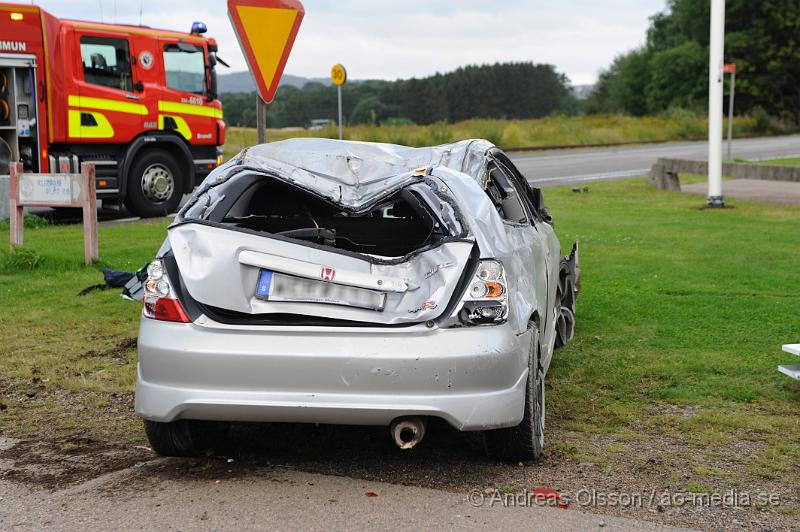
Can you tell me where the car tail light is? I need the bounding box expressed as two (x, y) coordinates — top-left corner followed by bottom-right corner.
(142, 260), (191, 323)
(458, 260), (509, 325)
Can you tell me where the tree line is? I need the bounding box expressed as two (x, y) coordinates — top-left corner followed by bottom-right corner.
(587, 0), (800, 125)
(220, 62), (577, 128)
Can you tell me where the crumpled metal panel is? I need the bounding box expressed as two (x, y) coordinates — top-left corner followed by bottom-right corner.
(427, 167), (543, 335)
(181, 138), (496, 213)
(169, 222), (475, 325)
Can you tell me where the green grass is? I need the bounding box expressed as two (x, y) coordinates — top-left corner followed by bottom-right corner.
(222, 114), (764, 159)
(550, 181), (799, 410)
(0, 178), (798, 490)
(546, 180), (800, 491)
(757, 157), (800, 166)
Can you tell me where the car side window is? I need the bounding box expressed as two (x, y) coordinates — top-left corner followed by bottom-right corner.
(485, 162), (529, 224)
(494, 154), (549, 223)
(80, 36), (133, 92)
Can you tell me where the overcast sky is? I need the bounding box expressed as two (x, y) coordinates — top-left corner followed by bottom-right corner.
(29, 0), (667, 85)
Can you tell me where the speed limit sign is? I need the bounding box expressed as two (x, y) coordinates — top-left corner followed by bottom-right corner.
(331, 64), (347, 86)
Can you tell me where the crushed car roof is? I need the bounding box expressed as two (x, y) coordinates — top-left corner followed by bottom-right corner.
(199, 138), (497, 209)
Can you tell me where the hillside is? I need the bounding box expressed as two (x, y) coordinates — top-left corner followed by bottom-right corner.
(218, 71), (333, 94)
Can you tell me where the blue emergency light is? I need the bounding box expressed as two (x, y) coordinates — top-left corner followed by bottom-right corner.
(191, 21), (207, 35)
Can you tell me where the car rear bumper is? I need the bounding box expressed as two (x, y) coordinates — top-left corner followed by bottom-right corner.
(135, 317), (530, 431)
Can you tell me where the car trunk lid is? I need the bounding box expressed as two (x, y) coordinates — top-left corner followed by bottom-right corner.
(169, 222), (475, 325)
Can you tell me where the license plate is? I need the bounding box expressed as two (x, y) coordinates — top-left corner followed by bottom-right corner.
(256, 270), (386, 311)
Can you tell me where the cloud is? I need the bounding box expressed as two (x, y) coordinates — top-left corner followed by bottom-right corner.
(32, 0), (666, 84)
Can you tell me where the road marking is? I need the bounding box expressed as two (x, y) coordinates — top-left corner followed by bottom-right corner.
(510, 136), (800, 162)
(511, 144), (699, 162)
(529, 168), (650, 185)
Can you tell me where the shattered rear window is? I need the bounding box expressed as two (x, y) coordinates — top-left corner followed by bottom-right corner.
(183, 174), (459, 258)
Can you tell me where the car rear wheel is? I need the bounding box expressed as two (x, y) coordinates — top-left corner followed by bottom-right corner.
(483, 323), (544, 461)
(124, 150), (183, 218)
(143, 419), (201, 457)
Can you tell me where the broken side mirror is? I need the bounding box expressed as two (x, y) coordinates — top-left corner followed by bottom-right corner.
(207, 54), (218, 101)
(540, 206), (553, 225)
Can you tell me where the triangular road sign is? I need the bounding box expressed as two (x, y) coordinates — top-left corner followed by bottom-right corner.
(228, 0), (305, 103)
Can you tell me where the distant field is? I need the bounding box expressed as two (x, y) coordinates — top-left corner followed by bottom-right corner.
(223, 114), (762, 159)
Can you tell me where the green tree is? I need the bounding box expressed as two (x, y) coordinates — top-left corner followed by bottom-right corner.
(220, 62), (573, 128)
(590, 0), (800, 124)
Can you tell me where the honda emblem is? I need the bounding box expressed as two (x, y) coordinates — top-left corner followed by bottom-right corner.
(321, 267), (336, 282)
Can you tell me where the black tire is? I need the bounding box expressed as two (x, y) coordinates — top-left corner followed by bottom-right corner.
(124, 149), (183, 218)
(144, 419), (202, 457)
(483, 324), (545, 461)
(144, 419), (232, 457)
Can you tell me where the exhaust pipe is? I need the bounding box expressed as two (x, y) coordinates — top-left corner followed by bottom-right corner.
(390, 417), (426, 450)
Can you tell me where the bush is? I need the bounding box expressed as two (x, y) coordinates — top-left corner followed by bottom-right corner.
(749, 106), (774, 135)
(0, 247), (45, 273)
(473, 120), (506, 146)
(0, 213), (50, 230)
(501, 123), (523, 147)
(382, 118), (414, 127)
(427, 121), (454, 145)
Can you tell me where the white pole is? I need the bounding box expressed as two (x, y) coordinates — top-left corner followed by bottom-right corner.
(337, 85), (344, 140)
(707, 0), (726, 206)
(726, 71), (736, 161)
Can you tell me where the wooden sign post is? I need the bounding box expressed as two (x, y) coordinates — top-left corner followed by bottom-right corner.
(9, 162), (98, 265)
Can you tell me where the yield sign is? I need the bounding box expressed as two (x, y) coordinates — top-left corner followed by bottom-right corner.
(228, 0), (305, 103)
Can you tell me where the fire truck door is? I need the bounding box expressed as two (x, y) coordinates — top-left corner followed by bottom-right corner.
(74, 32), (146, 142)
(128, 37), (160, 134)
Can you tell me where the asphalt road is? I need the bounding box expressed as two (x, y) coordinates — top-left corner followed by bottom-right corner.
(510, 135), (800, 186)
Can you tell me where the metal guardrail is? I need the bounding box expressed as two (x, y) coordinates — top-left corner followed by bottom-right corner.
(648, 158), (800, 191)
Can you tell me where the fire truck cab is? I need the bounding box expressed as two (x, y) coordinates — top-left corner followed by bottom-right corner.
(0, 3), (225, 217)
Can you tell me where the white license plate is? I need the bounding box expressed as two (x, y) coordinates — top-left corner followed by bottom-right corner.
(256, 270), (386, 311)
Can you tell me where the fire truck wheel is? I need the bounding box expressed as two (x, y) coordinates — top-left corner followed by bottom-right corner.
(125, 150), (183, 218)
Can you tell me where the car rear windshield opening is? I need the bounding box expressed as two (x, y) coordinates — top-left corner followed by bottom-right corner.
(218, 179), (446, 257)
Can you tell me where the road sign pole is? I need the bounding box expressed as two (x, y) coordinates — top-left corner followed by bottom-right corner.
(707, 0), (726, 207)
(337, 85), (344, 140)
(726, 70), (736, 162)
(256, 94), (267, 144)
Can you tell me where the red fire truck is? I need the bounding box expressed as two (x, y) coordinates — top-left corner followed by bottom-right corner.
(0, 3), (226, 217)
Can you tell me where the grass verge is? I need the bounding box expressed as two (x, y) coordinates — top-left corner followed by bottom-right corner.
(757, 157), (800, 166)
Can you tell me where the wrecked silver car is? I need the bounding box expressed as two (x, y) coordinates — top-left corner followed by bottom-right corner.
(135, 138), (579, 460)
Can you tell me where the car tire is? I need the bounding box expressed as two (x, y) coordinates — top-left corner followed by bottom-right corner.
(124, 150), (183, 218)
(554, 260), (577, 348)
(144, 419), (202, 457)
(483, 323), (545, 461)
